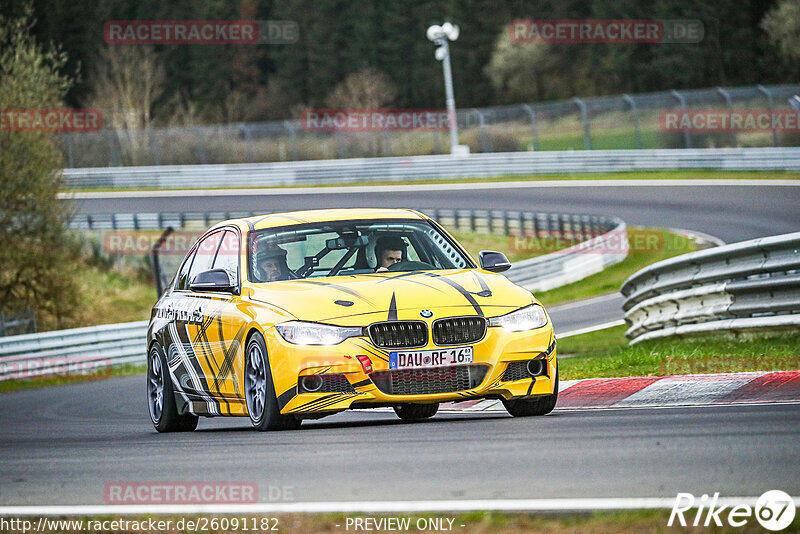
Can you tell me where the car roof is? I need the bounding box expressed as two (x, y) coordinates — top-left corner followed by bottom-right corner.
(213, 208), (428, 233)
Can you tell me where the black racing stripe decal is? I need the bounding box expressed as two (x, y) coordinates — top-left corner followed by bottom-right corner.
(526, 378), (536, 396)
(292, 279), (378, 308)
(277, 387), (297, 411)
(174, 321), (213, 392)
(313, 366), (331, 375)
(219, 322), (246, 398)
(387, 292), (397, 321)
(421, 272), (484, 316)
(375, 272), (450, 292)
(299, 393), (360, 413)
(290, 393), (341, 412)
(472, 272), (493, 297)
(351, 379), (372, 388)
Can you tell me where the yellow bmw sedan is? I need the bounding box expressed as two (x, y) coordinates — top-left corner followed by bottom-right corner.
(146, 208), (557, 432)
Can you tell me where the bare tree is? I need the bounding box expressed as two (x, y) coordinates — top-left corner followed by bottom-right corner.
(325, 67), (396, 109)
(84, 45), (166, 163)
(762, 0), (800, 60)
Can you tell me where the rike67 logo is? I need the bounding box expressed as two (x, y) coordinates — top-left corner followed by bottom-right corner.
(669, 490), (796, 531)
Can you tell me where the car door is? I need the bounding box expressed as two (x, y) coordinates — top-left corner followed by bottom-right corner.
(182, 228), (250, 415)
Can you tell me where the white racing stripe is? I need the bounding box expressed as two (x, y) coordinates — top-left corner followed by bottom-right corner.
(6, 496), (799, 515)
(60, 178), (800, 199)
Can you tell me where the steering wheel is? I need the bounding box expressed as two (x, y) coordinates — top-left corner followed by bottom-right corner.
(387, 260), (435, 272)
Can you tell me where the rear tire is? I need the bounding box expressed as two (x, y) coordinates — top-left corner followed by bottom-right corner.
(147, 343), (198, 432)
(503, 367), (559, 417)
(245, 332), (302, 431)
(393, 403), (439, 421)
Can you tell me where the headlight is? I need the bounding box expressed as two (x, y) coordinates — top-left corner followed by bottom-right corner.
(275, 321), (363, 345)
(488, 304), (548, 332)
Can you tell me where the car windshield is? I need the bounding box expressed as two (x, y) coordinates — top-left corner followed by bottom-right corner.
(248, 219), (473, 282)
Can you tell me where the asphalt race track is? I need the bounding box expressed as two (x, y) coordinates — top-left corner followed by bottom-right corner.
(1, 375), (799, 505)
(1, 179), (796, 506)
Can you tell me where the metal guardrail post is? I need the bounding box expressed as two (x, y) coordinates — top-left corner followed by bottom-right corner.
(757, 85), (779, 147)
(716, 87), (737, 147)
(572, 97), (592, 150)
(670, 90), (691, 148)
(622, 94), (643, 149)
(520, 104), (540, 151)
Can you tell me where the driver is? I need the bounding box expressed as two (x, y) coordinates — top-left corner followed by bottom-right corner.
(374, 236), (406, 272)
(255, 245), (291, 282)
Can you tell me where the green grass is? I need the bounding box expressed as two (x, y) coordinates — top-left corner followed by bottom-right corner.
(448, 229), (567, 263)
(63, 169), (800, 192)
(558, 326), (800, 380)
(534, 227), (698, 306)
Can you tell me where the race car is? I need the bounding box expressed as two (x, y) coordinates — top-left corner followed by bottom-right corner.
(147, 208), (557, 432)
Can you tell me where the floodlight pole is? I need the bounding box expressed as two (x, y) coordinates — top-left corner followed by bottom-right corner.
(437, 38), (459, 153)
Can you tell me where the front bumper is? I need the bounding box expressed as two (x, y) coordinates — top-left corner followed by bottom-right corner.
(266, 324), (557, 416)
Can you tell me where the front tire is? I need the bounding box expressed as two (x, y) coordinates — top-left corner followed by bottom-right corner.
(245, 332), (301, 431)
(393, 403), (439, 421)
(503, 367), (559, 417)
(147, 343), (198, 432)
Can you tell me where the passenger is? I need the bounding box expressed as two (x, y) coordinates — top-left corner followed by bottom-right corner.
(374, 236), (406, 272)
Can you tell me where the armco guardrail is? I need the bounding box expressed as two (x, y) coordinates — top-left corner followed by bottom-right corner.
(621, 232), (800, 343)
(0, 321), (147, 380)
(62, 147), (800, 189)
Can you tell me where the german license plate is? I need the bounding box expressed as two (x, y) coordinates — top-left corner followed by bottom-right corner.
(389, 347), (473, 370)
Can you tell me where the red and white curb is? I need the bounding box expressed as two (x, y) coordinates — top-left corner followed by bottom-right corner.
(429, 370), (800, 413)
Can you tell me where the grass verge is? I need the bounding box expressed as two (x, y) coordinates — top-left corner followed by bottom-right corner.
(558, 326), (800, 380)
(63, 169), (800, 193)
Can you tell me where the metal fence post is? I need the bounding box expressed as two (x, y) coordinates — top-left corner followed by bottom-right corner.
(284, 121), (299, 161)
(239, 124), (254, 163)
(572, 97), (592, 150)
(63, 134), (75, 168)
(471, 109), (491, 152)
(148, 128), (161, 165)
(670, 90), (691, 148)
(757, 85), (778, 147)
(106, 130), (121, 166)
(521, 104), (540, 151)
(151, 226), (175, 297)
(194, 127), (208, 164)
(716, 87), (737, 147)
(622, 94), (643, 149)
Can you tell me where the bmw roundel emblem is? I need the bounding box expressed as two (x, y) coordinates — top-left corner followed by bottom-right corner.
(420, 309), (433, 318)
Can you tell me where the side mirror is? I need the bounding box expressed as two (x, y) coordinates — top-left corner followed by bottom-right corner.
(190, 269), (237, 293)
(479, 250), (511, 273)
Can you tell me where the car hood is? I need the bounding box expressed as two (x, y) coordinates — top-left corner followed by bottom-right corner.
(248, 269), (535, 326)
